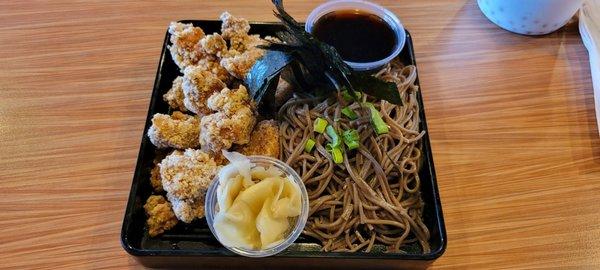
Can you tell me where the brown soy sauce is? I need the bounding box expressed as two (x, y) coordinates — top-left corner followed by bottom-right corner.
(312, 10), (397, 63)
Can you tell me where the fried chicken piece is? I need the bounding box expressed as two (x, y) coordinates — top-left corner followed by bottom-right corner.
(196, 57), (233, 84)
(200, 33), (227, 57)
(220, 12), (250, 42)
(163, 76), (187, 112)
(220, 48), (265, 80)
(147, 111), (200, 149)
(182, 66), (227, 115)
(168, 22), (205, 71)
(159, 149), (220, 223)
(200, 86), (256, 153)
(150, 165), (163, 192)
(218, 12), (266, 79)
(167, 193), (205, 224)
(234, 120), (280, 159)
(144, 195), (178, 237)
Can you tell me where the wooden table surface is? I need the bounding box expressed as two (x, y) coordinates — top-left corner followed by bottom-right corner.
(2, 0), (599, 269)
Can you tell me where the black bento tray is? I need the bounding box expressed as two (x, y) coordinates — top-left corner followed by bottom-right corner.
(121, 20), (446, 269)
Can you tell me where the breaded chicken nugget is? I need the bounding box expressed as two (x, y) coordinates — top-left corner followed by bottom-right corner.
(144, 195), (178, 237)
(147, 111), (200, 149)
(200, 33), (228, 57)
(220, 48), (265, 80)
(168, 22), (205, 71)
(159, 149), (220, 223)
(234, 120), (280, 158)
(182, 66), (227, 115)
(163, 76), (187, 112)
(200, 86), (256, 153)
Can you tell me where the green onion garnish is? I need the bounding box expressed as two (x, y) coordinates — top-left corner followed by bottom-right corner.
(313, 118), (328, 133)
(326, 125), (341, 148)
(365, 102), (389, 135)
(341, 89), (362, 102)
(331, 147), (343, 164)
(345, 140), (359, 150)
(341, 107), (358, 120)
(304, 139), (316, 152)
(343, 129), (360, 142)
(343, 129), (360, 150)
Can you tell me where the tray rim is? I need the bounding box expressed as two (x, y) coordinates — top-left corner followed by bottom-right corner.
(121, 20), (447, 262)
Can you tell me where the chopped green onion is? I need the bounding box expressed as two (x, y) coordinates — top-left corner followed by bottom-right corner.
(341, 107), (358, 120)
(342, 129), (360, 150)
(304, 139), (316, 153)
(313, 118), (328, 133)
(345, 140), (359, 150)
(331, 147), (343, 164)
(343, 129), (360, 142)
(325, 125), (341, 148)
(341, 89), (362, 102)
(365, 102), (389, 135)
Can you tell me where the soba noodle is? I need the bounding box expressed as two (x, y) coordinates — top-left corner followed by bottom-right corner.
(279, 60), (430, 253)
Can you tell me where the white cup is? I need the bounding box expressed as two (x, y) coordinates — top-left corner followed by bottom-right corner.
(477, 0), (584, 35)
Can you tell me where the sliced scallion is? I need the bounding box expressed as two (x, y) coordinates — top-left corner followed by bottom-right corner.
(325, 125), (341, 148)
(365, 102), (389, 135)
(313, 118), (328, 133)
(341, 89), (362, 102)
(342, 129), (360, 150)
(345, 140), (359, 150)
(304, 139), (316, 152)
(331, 147), (343, 164)
(341, 107), (358, 120)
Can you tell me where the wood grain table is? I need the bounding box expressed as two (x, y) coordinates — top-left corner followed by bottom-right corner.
(2, 0), (599, 269)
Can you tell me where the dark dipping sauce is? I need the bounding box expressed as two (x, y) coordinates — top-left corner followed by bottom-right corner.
(312, 10), (397, 63)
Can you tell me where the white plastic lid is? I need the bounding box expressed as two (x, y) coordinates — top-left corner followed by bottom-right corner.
(305, 0), (406, 72)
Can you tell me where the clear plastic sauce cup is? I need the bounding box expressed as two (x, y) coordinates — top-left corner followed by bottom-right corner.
(204, 156), (309, 257)
(305, 0), (406, 72)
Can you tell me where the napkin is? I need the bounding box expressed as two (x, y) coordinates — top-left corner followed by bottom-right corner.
(580, 0), (600, 134)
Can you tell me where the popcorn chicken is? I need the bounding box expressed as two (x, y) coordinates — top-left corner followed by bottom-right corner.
(163, 76), (187, 112)
(196, 57), (233, 84)
(200, 86), (256, 154)
(234, 120), (280, 158)
(168, 22), (205, 71)
(218, 12), (266, 79)
(147, 111), (200, 149)
(144, 195), (178, 237)
(220, 48), (265, 80)
(200, 33), (228, 57)
(159, 149), (220, 223)
(220, 12), (250, 41)
(182, 66), (226, 115)
(149, 165), (163, 193)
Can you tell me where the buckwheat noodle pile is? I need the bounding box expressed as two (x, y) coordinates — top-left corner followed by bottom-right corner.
(279, 60), (430, 253)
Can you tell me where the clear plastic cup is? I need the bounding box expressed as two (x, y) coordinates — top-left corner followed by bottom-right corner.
(204, 156), (309, 258)
(305, 0), (406, 72)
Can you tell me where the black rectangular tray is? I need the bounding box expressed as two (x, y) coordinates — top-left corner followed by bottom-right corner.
(121, 20), (446, 270)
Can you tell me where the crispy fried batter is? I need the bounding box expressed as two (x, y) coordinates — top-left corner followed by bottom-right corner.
(200, 33), (228, 57)
(218, 12), (266, 79)
(235, 120), (280, 158)
(159, 149), (220, 223)
(220, 12), (250, 41)
(144, 195), (178, 237)
(147, 111), (200, 149)
(196, 57), (232, 84)
(200, 86), (256, 153)
(220, 48), (265, 80)
(182, 66), (227, 115)
(168, 22), (205, 71)
(150, 165), (163, 192)
(163, 76), (187, 112)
